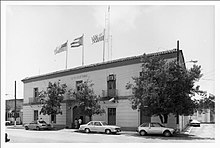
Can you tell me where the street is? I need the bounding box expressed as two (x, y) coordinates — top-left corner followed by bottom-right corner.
(5, 123), (214, 143)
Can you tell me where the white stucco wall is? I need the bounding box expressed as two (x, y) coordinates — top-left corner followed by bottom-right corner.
(92, 100), (139, 127)
(23, 103), (66, 125)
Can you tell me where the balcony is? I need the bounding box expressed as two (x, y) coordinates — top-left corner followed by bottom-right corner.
(28, 97), (43, 105)
(102, 89), (118, 99)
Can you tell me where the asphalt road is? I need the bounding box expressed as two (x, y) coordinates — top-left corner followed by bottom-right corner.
(4, 123), (215, 143)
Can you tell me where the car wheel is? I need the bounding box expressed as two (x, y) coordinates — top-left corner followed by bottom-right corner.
(85, 128), (90, 133)
(36, 126), (40, 131)
(105, 129), (111, 134)
(25, 126), (29, 130)
(139, 130), (146, 136)
(163, 131), (171, 137)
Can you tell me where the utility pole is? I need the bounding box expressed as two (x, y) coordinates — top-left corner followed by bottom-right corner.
(14, 81), (17, 126)
(176, 40), (179, 128)
(177, 40), (180, 65)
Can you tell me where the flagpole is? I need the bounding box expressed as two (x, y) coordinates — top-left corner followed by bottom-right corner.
(103, 29), (105, 62)
(66, 40), (68, 69)
(82, 34), (84, 66)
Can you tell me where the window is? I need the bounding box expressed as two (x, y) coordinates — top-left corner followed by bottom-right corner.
(51, 114), (56, 123)
(34, 110), (38, 121)
(33, 87), (38, 98)
(107, 74), (116, 97)
(94, 122), (102, 126)
(76, 80), (83, 91)
(88, 122), (94, 125)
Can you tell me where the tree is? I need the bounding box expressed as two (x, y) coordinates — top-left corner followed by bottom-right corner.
(39, 81), (67, 119)
(195, 89), (215, 114)
(126, 54), (202, 124)
(67, 80), (105, 121)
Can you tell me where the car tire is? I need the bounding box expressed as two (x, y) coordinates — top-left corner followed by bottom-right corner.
(163, 131), (171, 137)
(25, 126), (29, 130)
(36, 126), (40, 131)
(139, 130), (146, 136)
(85, 128), (90, 133)
(105, 129), (111, 134)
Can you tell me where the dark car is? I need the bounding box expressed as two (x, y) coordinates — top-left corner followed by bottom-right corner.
(24, 120), (52, 130)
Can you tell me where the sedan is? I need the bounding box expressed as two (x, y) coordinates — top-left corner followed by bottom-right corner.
(79, 121), (121, 134)
(24, 120), (52, 130)
(137, 122), (176, 137)
(189, 119), (201, 127)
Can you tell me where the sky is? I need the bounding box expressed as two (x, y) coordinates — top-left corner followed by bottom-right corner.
(1, 2), (216, 100)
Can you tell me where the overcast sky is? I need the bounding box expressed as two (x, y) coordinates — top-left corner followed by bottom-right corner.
(2, 3), (215, 99)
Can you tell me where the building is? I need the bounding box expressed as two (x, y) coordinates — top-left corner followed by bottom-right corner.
(22, 49), (189, 131)
(5, 99), (23, 125)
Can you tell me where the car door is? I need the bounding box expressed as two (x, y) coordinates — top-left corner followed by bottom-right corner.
(93, 122), (103, 132)
(29, 121), (36, 129)
(149, 123), (163, 134)
(87, 121), (95, 131)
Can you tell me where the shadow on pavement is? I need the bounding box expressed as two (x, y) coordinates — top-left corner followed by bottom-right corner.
(122, 132), (215, 141)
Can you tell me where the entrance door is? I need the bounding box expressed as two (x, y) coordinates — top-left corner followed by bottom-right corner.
(108, 108), (116, 125)
(34, 110), (38, 121)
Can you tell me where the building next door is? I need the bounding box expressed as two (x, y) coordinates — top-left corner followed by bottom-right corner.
(108, 108), (116, 125)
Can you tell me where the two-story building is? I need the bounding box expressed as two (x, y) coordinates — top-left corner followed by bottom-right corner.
(22, 49), (189, 131)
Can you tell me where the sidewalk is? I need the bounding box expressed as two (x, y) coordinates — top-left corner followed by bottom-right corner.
(180, 126), (192, 135)
(6, 125), (24, 129)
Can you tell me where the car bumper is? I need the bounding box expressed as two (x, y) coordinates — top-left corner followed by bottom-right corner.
(112, 129), (121, 132)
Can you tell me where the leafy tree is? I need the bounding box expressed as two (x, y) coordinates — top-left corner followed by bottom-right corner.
(194, 88), (215, 114)
(39, 81), (67, 118)
(126, 54), (202, 124)
(67, 80), (105, 121)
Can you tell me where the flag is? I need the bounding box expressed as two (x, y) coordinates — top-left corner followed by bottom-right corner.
(54, 41), (67, 55)
(91, 31), (104, 44)
(71, 35), (83, 48)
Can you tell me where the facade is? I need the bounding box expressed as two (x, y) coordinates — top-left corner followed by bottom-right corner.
(5, 99), (23, 124)
(22, 49), (188, 130)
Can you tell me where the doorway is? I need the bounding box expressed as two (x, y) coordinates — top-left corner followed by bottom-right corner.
(108, 108), (116, 125)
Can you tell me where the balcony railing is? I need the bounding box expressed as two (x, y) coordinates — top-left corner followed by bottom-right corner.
(102, 89), (118, 98)
(28, 97), (43, 104)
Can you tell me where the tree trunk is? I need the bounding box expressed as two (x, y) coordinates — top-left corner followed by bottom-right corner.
(159, 114), (164, 123)
(163, 114), (168, 123)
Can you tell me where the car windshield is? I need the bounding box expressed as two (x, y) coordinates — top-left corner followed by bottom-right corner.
(39, 121), (46, 124)
(101, 122), (108, 125)
(140, 123), (149, 127)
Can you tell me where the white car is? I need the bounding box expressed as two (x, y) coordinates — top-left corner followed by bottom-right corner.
(79, 121), (121, 134)
(137, 122), (176, 137)
(189, 119), (201, 127)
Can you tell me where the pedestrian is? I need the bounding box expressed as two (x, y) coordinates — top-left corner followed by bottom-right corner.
(74, 118), (79, 129)
(78, 117), (82, 128)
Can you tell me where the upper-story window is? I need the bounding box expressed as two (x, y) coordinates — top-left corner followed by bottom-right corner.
(33, 87), (38, 98)
(76, 80), (83, 91)
(107, 74), (116, 90)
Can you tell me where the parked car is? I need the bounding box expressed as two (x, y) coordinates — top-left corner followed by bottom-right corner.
(79, 121), (121, 134)
(24, 120), (52, 130)
(137, 122), (176, 137)
(189, 119), (201, 127)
